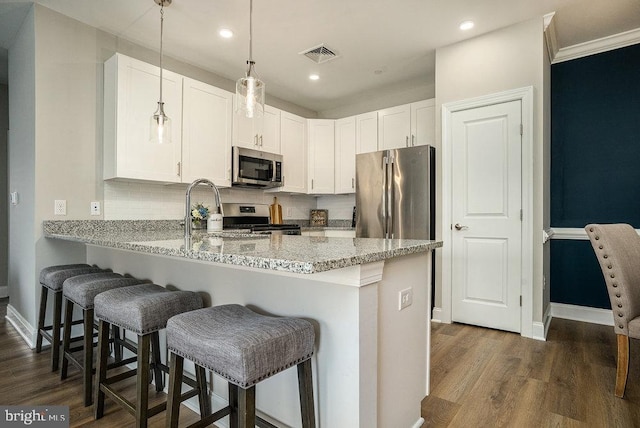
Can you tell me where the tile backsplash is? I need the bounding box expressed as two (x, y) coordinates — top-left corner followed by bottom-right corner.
(103, 181), (354, 221)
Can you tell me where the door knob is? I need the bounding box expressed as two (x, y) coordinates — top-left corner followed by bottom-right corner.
(454, 223), (468, 231)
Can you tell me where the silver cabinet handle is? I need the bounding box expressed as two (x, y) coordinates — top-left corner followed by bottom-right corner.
(411, 135), (415, 146)
(352, 178), (355, 188)
(406, 136), (409, 147)
(254, 134), (259, 146)
(177, 162), (181, 177)
(311, 178), (314, 189)
(454, 223), (468, 231)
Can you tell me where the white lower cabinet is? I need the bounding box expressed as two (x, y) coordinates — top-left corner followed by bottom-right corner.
(104, 53), (232, 187)
(181, 77), (233, 186)
(104, 53), (183, 182)
(308, 119), (335, 194)
(335, 116), (356, 194)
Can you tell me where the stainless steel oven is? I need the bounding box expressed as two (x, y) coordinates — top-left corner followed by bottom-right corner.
(232, 146), (283, 188)
(222, 203), (301, 235)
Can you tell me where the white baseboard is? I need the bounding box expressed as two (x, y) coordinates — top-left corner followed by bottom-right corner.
(431, 307), (443, 323)
(412, 417), (425, 428)
(531, 305), (552, 341)
(0, 286), (7, 298)
(6, 304), (36, 349)
(550, 302), (613, 326)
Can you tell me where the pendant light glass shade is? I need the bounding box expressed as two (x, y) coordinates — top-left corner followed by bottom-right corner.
(150, 0), (171, 144)
(236, 62), (265, 118)
(235, 0), (265, 119)
(150, 102), (171, 144)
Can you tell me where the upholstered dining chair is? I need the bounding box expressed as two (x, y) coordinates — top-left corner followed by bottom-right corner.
(585, 223), (640, 398)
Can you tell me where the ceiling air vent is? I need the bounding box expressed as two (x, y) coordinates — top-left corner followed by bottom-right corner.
(300, 44), (339, 64)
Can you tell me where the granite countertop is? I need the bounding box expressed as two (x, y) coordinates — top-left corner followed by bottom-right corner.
(43, 220), (442, 274)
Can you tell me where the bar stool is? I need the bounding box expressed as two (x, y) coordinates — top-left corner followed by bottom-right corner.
(93, 283), (204, 428)
(165, 304), (316, 428)
(60, 272), (147, 406)
(36, 264), (107, 371)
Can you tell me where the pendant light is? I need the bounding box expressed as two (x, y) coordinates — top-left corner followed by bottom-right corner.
(150, 0), (172, 144)
(235, 0), (265, 119)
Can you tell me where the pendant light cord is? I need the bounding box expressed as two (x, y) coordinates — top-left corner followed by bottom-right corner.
(249, 0), (253, 63)
(159, 2), (165, 103)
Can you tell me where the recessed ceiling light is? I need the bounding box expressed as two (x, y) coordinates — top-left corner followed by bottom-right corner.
(219, 28), (233, 38)
(309, 74), (320, 81)
(459, 21), (474, 31)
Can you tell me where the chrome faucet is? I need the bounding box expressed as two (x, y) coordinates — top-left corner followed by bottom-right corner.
(185, 178), (223, 238)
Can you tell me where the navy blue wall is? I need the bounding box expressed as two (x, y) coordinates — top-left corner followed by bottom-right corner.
(551, 43), (640, 309)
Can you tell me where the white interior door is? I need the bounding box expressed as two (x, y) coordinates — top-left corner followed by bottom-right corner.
(451, 100), (522, 333)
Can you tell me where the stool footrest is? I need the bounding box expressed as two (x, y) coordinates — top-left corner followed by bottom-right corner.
(256, 416), (279, 428)
(104, 368), (138, 385)
(187, 406), (231, 428)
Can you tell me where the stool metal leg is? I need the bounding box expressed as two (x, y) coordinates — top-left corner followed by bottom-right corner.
(94, 320), (110, 420)
(297, 359), (316, 428)
(51, 290), (63, 371)
(166, 352), (184, 428)
(36, 286), (48, 353)
(136, 334), (152, 428)
(60, 298), (74, 380)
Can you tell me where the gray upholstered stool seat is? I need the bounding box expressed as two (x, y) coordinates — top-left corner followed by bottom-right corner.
(60, 272), (146, 406)
(94, 284), (204, 428)
(36, 264), (107, 372)
(165, 304), (316, 428)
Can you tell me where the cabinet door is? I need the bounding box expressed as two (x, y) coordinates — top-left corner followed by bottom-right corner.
(278, 111), (307, 193)
(182, 78), (232, 187)
(232, 97), (259, 149)
(377, 103), (411, 150)
(258, 106), (281, 153)
(410, 99), (435, 147)
(308, 119), (335, 194)
(335, 116), (356, 194)
(106, 54), (182, 182)
(356, 111), (378, 154)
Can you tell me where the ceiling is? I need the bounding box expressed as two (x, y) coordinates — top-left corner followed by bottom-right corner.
(0, 0), (639, 113)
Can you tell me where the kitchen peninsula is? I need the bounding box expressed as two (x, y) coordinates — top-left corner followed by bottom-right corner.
(43, 220), (442, 428)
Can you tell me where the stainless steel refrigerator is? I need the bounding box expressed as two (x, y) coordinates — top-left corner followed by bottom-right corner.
(356, 145), (435, 240)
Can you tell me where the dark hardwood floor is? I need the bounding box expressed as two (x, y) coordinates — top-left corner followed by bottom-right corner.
(2, 298), (640, 427)
(423, 319), (640, 427)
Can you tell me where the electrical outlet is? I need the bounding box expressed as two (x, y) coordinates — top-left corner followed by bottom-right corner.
(54, 200), (66, 216)
(399, 287), (413, 311)
(10, 191), (18, 206)
(91, 201), (101, 216)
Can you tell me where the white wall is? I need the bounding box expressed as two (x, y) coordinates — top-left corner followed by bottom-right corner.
(8, 5), (37, 326)
(0, 83), (8, 296)
(435, 17), (547, 322)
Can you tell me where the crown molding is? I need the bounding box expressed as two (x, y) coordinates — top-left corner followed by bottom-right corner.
(553, 27), (640, 64)
(543, 12), (559, 62)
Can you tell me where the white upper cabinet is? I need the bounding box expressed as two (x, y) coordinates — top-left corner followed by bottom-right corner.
(233, 103), (281, 153)
(377, 103), (411, 150)
(308, 119), (335, 194)
(410, 98), (436, 147)
(277, 111), (307, 193)
(335, 116), (356, 194)
(181, 77), (233, 187)
(104, 53), (182, 182)
(377, 99), (436, 150)
(356, 111), (378, 154)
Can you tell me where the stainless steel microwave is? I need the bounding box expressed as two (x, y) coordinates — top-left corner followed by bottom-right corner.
(232, 146), (283, 188)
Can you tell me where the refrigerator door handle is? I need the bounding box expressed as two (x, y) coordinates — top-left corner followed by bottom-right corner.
(385, 152), (394, 239)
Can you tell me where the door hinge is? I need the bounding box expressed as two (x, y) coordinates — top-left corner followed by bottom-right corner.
(520, 124), (523, 136)
(520, 209), (523, 221)
(520, 295), (522, 306)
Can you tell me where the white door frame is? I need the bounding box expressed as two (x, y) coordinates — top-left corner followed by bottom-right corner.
(441, 86), (534, 338)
